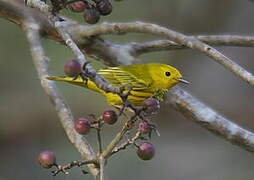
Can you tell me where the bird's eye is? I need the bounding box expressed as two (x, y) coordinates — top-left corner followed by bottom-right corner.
(165, 72), (171, 77)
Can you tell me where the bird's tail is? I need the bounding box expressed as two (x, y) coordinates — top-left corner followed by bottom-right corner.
(47, 76), (104, 94)
(47, 76), (88, 87)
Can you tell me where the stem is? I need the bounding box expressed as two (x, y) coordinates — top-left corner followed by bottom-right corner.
(109, 131), (141, 157)
(97, 121), (103, 154)
(99, 156), (105, 180)
(102, 113), (139, 159)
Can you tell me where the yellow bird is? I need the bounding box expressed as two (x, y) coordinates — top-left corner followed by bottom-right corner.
(47, 63), (188, 106)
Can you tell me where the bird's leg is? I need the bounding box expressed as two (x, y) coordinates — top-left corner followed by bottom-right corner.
(118, 87), (133, 116)
(117, 88), (147, 120)
(71, 73), (88, 85)
(73, 61), (91, 85)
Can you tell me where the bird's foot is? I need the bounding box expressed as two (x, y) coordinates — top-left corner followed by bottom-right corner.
(73, 61), (91, 85)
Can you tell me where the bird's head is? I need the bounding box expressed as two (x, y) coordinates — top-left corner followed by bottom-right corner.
(150, 63), (189, 89)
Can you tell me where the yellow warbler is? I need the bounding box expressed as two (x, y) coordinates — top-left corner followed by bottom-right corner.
(47, 63), (188, 106)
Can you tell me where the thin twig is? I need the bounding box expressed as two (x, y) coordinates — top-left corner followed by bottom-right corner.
(101, 122), (129, 159)
(99, 156), (105, 180)
(167, 86), (254, 153)
(52, 159), (98, 176)
(101, 113), (140, 159)
(130, 35), (254, 54)
(23, 19), (99, 177)
(97, 121), (103, 154)
(110, 131), (142, 157)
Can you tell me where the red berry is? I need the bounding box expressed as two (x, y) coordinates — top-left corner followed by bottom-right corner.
(64, 59), (81, 77)
(137, 142), (155, 160)
(102, 110), (118, 125)
(74, 118), (91, 135)
(38, 151), (56, 168)
(69, 1), (88, 12)
(138, 121), (152, 134)
(143, 98), (160, 112)
(83, 6), (100, 24)
(96, 0), (112, 15)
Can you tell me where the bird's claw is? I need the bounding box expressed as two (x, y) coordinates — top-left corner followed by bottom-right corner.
(117, 86), (134, 115)
(72, 61), (91, 85)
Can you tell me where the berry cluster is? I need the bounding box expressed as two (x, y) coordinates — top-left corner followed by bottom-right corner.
(38, 110), (155, 172)
(50, 0), (113, 24)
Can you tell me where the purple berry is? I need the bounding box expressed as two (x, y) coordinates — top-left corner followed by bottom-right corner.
(143, 98), (160, 112)
(137, 142), (155, 160)
(96, 0), (112, 15)
(69, 1), (88, 12)
(138, 121), (152, 134)
(74, 118), (91, 134)
(83, 6), (100, 24)
(102, 110), (118, 125)
(38, 151), (56, 168)
(64, 59), (81, 77)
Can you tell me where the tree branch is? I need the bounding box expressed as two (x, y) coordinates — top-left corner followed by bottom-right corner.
(130, 35), (254, 55)
(167, 87), (254, 153)
(109, 131), (141, 157)
(23, 19), (99, 177)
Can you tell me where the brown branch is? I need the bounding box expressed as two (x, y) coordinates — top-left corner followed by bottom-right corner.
(110, 131), (142, 157)
(130, 35), (254, 54)
(101, 121), (130, 159)
(167, 87), (254, 153)
(97, 121), (103, 154)
(52, 159), (98, 176)
(98, 156), (105, 180)
(101, 113), (140, 159)
(23, 19), (99, 177)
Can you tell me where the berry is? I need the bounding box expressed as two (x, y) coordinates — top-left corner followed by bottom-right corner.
(138, 121), (152, 134)
(64, 59), (81, 77)
(74, 118), (91, 135)
(96, 0), (112, 16)
(69, 1), (88, 12)
(143, 98), (160, 112)
(102, 110), (118, 125)
(137, 142), (155, 160)
(38, 151), (56, 168)
(83, 6), (100, 24)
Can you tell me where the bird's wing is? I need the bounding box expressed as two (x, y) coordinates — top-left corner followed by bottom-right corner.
(98, 67), (151, 90)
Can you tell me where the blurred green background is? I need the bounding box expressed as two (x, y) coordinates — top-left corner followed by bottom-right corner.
(1, 0), (254, 179)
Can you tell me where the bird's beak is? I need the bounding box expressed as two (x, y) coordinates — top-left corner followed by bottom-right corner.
(176, 78), (190, 84)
